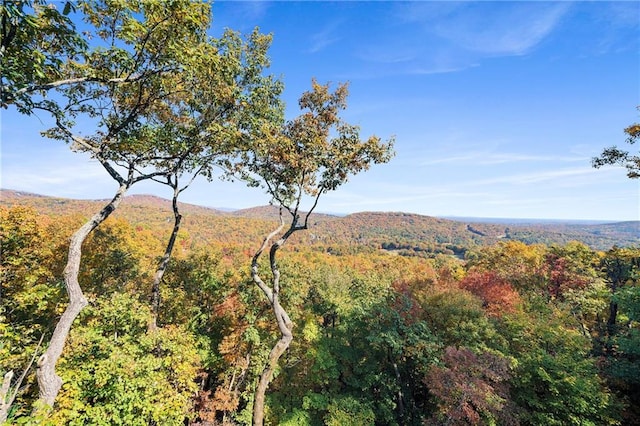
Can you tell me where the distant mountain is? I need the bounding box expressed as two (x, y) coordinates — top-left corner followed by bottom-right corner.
(1, 189), (637, 253)
(0, 189), (225, 216)
(230, 205), (337, 224)
(302, 212), (639, 255)
(120, 194), (226, 215)
(442, 216), (617, 225)
(230, 205), (289, 220)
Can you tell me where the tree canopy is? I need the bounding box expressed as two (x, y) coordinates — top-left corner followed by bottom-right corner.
(593, 112), (640, 179)
(246, 80), (394, 425)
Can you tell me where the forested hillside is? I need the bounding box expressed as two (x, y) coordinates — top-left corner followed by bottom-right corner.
(2, 191), (640, 425)
(2, 189), (637, 254)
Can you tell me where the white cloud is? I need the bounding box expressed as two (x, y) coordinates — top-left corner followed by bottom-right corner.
(353, 2), (570, 79)
(308, 21), (342, 53)
(400, 2), (571, 57)
(222, 1), (269, 23)
(468, 166), (613, 187)
(2, 161), (114, 198)
(421, 152), (585, 166)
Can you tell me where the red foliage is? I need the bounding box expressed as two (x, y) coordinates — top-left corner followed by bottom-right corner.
(391, 280), (424, 324)
(425, 346), (518, 426)
(544, 255), (590, 300)
(459, 271), (521, 317)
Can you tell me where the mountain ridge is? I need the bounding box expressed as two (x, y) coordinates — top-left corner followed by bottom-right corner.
(1, 189), (637, 253)
(1, 189), (633, 225)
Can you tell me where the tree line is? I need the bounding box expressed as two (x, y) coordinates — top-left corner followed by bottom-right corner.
(2, 205), (640, 424)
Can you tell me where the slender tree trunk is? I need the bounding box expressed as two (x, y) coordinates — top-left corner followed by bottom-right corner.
(607, 300), (618, 334)
(149, 186), (182, 332)
(35, 184), (128, 410)
(250, 215), (297, 426)
(253, 299), (293, 426)
(0, 371), (14, 424)
(605, 298), (618, 355)
(605, 267), (621, 355)
(392, 360), (405, 420)
(0, 334), (45, 422)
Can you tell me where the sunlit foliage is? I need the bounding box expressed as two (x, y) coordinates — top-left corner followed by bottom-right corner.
(2, 203), (638, 424)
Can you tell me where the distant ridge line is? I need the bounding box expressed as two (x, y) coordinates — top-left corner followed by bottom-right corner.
(0, 188), (636, 226)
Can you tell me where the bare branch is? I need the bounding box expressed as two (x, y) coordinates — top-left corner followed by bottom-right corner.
(9, 334), (45, 404)
(15, 75), (139, 98)
(302, 186), (324, 229)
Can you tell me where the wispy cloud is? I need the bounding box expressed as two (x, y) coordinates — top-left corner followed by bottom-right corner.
(2, 162), (112, 197)
(421, 152), (586, 166)
(407, 63), (479, 76)
(362, 167), (603, 197)
(360, 47), (416, 65)
(475, 167), (594, 185)
(437, 3), (570, 56)
(325, 186), (491, 210)
(605, 2), (640, 27)
(468, 166), (609, 187)
(354, 2), (570, 79)
(224, 1), (269, 23)
(403, 2), (571, 57)
(308, 21), (342, 53)
(587, 2), (640, 55)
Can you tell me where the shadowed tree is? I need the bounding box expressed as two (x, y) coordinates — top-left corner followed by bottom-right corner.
(242, 79), (394, 425)
(600, 248), (640, 348)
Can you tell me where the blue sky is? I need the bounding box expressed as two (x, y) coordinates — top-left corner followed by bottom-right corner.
(1, 1), (639, 221)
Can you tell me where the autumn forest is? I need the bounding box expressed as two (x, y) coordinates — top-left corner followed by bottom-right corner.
(1, 1), (640, 426)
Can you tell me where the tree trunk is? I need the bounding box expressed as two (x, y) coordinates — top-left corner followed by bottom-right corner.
(252, 299), (293, 426)
(392, 360), (405, 420)
(1, 334), (44, 422)
(149, 187), (182, 332)
(250, 215), (297, 426)
(35, 184), (128, 410)
(605, 299), (618, 355)
(605, 263), (621, 354)
(1, 371), (14, 424)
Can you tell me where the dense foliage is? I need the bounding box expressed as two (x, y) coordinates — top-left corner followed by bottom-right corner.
(2, 205), (639, 425)
(2, 1), (639, 424)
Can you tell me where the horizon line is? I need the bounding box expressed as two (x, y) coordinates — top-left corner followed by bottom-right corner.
(1, 188), (636, 226)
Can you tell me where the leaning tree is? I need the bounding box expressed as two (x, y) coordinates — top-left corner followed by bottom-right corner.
(242, 79), (394, 426)
(146, 28), (285, 331)
(2, 0), (283, 413)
